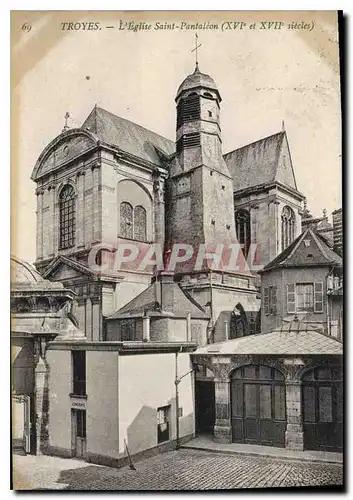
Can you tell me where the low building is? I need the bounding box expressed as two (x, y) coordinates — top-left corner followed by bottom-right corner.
(259, 227), (342, 335)
(193, 320), (342, 452)
(46, 341), (195, 465)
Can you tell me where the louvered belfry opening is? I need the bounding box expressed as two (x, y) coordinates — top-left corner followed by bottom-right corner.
(177, 93), (201, 129)
(176, 133), (201, 153)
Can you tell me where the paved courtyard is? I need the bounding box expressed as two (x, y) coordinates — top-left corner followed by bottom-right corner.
(13, 448), (343, 491)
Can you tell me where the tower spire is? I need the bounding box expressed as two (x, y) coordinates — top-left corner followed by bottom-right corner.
(191, 33), (202, 72)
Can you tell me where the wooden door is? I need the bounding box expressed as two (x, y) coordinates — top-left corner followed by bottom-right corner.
(231, 365), (286, 447)
(302, 366), (343, 452)
(73, 409), (86, 458)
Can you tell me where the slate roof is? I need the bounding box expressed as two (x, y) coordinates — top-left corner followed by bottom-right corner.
(224, 131), (298, 193)
(194, 322), (342, 356)
(107, 279), (209, 320)
(176, 64), (220, 100)
(261, 227), (342, 272)
(82, 106), (175, 166)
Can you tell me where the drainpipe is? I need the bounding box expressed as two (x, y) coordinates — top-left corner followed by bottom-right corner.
(326, 266), (335, 335)
(175, 349), (180, 449)
(175, 348), (194, 450)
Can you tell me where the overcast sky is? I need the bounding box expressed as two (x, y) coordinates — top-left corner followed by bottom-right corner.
(11, 11), (341, 263)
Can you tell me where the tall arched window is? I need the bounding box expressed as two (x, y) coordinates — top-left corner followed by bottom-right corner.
(281, 206), (295, 250)
(120, 202), (133, 239)
(235, 209), (251, 257)
(59, 185), (76, 249)
(134, 206), (147, 241)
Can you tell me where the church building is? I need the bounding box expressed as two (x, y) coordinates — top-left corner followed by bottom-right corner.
(17, 59), (343, 461)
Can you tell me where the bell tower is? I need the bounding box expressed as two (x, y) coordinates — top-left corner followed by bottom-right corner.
(165, 63), (259, 344)
(166, 64), (239, 264)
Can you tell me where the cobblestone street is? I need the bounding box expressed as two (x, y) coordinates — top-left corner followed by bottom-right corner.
(13, 449), (343, 491)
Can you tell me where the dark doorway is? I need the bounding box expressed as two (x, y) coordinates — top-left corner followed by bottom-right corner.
(302, 366), (343, 452)
(195, 380), (215, 434)
(231, 364), (286, 447)
(72, 409), (86, 458)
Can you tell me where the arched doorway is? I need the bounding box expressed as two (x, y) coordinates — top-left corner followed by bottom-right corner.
(302, 366), (343, 452)
(231, 364), (286, 447)
(194, 364), (215, 435)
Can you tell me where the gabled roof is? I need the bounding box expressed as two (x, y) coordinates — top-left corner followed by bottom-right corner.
(194, 322), (342, 356)
(82, 106), (175, 166)
(224, 131), (299, 193)
(261, 227), (342, 272)
(107, 278), (209, 320)
(42, 255), (96, 279)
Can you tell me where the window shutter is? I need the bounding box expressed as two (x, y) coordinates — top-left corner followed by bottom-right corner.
(271, 286), (277, 314)
(314, 282), (324, 313)
(264, 287), (269, 315)
(287, 284), (296, 313)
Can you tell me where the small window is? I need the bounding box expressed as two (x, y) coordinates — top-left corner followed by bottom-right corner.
(296, 283), (314, 312)
(157, 406), (170, 443)
(264, 286), (277, 315)
(72, 351), (86, 396)
(208, 110), (212, 118)
(119, 319), (136, 341)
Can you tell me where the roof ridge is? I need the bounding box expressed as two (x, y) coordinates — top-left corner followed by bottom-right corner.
(224, 130), (285, 157)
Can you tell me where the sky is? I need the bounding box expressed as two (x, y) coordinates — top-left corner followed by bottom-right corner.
(11, 11), (342, 263)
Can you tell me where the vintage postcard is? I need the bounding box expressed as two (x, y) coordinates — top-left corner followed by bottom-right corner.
(11, 10), (343, 491)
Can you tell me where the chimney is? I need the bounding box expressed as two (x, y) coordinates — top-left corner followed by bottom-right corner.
(157, 272), (175, 312)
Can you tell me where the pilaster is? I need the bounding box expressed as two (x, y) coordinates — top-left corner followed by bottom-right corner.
(91, 163), (101, 243)
(284, 363), (304, 450)
(36, 188), (44, 260)
(34, 338), (50, 455)
(76, 169), (85, 248)
(212, 361), (232, 443)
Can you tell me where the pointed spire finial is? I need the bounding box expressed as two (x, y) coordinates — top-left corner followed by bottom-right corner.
(191, 33), (202, 71)
(62, 111), (70, 132)
(281, 120), (285, 132)
(323, 208), (327, 219)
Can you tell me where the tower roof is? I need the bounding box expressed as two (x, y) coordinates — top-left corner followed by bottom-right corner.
(176, 64), (221, 101)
